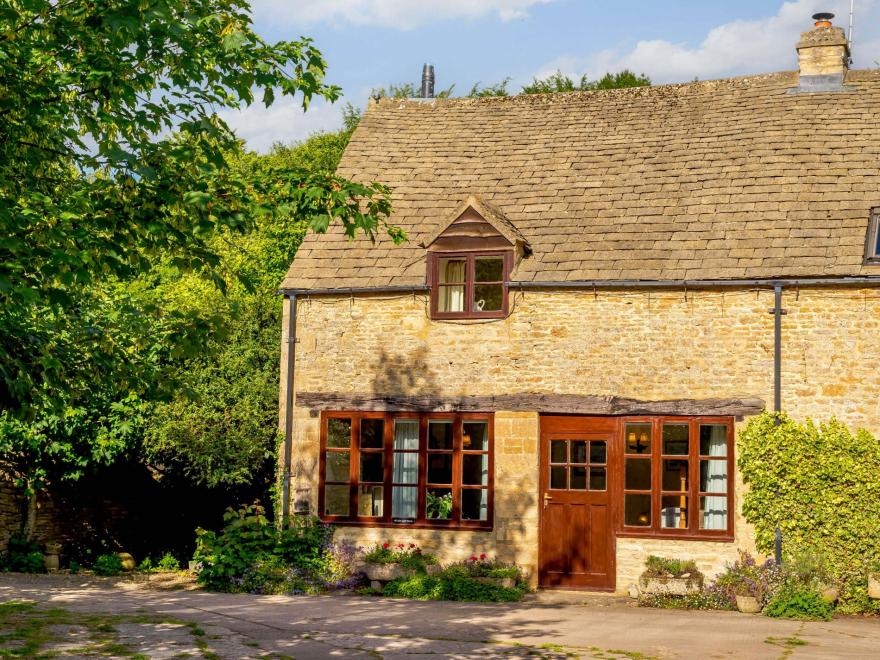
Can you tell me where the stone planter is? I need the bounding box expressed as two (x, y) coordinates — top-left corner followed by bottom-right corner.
(640, 576), (701, 596)
(735, 594), (762, 614)
(868, 572), (880, 599)
(364, 562), (415, 583)
(475, 576), (516, 589)
(43, 542), (62, 571)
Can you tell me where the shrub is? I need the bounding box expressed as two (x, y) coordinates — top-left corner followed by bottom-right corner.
(364, 542), (438, 572)
(764, 585), (835, 621)
(238, 554), (317, 595)
(276, 515), (333, 572)
(739, 413), (880, 612)
(384, 565), (525, 602)
(0, 535), (45, 573)
(156, 552), (181, 572)
(712, 552), (785, 606)
(319, 541), (365, 590)
(93, 554), (123, 576)
(458, 555), (521, 581)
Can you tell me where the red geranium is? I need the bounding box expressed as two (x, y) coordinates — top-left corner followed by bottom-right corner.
(470, 555), (478, 561)
(382, 542), (390, 549)
(479, 553), (487, 560)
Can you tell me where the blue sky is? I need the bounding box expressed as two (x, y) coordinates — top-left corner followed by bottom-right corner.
(224, 0), (880, 151)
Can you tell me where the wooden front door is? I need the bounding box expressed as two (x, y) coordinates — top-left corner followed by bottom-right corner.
(539, 416), (616, 590)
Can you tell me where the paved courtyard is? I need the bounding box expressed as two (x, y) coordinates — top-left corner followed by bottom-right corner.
(1, 574), (877, 659)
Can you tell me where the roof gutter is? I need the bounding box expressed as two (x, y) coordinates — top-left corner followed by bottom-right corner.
(278, 285), (431, 296)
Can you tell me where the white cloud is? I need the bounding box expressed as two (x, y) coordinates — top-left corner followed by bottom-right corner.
(538, 0), (880, 84)
(251, 0), (554, 30)
(219, 98), (343, 153)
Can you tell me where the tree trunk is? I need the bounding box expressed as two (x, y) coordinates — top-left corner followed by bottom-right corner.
(22, 486), (37, 541)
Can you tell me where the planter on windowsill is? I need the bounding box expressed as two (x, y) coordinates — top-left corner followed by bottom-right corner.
(735, 594), (762, 614)
(868, 573), (880, 599)
(639, 576), (701, 596)
(474, 576), (516, 589)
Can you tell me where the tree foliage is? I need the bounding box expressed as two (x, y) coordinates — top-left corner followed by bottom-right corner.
(738, 412), (880, 612)
(521, 69), (650, 94)
(0, 0), (397, 536)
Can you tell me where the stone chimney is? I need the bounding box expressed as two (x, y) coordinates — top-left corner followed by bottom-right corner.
(796, 13), (850, 81)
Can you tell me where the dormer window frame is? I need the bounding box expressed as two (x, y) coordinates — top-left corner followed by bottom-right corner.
(428, 250), (512, 320)
(867, 208), (880, 264)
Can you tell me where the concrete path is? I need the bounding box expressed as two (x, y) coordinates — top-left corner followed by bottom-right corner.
(1, 574), (877, 659)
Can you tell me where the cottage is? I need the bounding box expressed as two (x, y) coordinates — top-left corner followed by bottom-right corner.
(278, 15), (880, 591)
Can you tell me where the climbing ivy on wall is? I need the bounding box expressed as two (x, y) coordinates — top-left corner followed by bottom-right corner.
(738, 412), (880, 612)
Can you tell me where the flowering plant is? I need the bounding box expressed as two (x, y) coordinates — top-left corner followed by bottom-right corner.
(364, 542), (438, 571)
(712, 551), (785, 605)
(460, 554), (520, 580)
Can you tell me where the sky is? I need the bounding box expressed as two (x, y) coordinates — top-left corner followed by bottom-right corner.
(223, 0), (880, 151)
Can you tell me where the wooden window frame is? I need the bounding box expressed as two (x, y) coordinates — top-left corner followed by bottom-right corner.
(866, 208), (880, 264)
(617, 416), (735, 542)
(428, 251), (511, 320)
(319, 411), (494, 530)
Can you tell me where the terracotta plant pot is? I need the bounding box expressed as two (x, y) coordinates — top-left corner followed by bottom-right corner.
(735, 594), (762, 614)
(868, 573), (880, 599)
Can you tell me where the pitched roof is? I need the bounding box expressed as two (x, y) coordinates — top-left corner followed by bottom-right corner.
(282, 69), (880, 291)
(419, 194), (528, 249)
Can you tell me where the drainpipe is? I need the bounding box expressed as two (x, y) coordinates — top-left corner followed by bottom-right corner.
(280, 293), (297, 527)
(770, 284), (786, 564)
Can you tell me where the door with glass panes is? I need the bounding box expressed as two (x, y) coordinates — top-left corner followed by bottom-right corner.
(539, 416), (616, 590)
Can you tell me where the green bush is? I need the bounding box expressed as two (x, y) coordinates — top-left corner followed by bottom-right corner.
(384, 565), (525, 602)
(93, 554), (123, 576)
(0, 535), (44, 573)
(156, 552), (181, 571)
(739, 413), (880, 613)
(764, 585), (835, 621)
(277, 515), (333, 572)
(363, 542), (438, 572)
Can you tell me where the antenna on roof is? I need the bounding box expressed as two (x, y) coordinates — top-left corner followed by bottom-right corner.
(847, 0), (855, 64)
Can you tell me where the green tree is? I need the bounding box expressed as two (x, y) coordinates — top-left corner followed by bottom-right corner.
(521, 69), (650, 94)
(0, 0), (399, 538)
(371, 82), (455, 99)
(467, 78), (511, 97)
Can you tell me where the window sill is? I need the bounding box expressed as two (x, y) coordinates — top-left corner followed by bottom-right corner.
(616, 530), (735, 543)
(321, 517), (493, 532)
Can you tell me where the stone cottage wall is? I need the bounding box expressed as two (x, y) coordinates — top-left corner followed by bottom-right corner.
(280, 286), (880, 590)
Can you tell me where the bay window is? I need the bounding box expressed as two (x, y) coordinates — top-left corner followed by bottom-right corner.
(320, 412), (493, 529)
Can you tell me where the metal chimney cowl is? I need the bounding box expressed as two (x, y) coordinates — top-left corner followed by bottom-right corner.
(421, 63), (435, 99)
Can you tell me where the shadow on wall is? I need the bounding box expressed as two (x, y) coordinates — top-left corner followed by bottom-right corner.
(371, 347), (438, 400)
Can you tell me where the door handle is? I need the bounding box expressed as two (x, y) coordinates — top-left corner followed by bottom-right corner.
(543, 493), (552, 506)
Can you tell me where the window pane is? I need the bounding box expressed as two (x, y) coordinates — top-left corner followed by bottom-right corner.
(625, 424), (652, 454)
(474, 284), (503, 312)
(625, 494), (651, 526)
(550, 466), (567, 489)
(475, 257), (503, 282)
(662, 459), (689, 491)
(394, 420), (419, 450)
(462, 454), (488, 485)
(700, 459), (728, 493)
(570, 466), (587, 490)
(875, 222), (880, 256)
(426, 488), (452, 519)
(589, 467), (607, 491)
(439, 257), (467, 284)
(661, 495), (688, 529)
(463, 422), (488, 451)
(392, 486), (417, 520)
(326, 452), (350, 482)
(360, 452), (384, 483)
(327, 419), (351, 448)
(428, 421), (453, 450)
(428, 453), (453, 484)
(550, 440), (567, 463)
(700, 425), (728, 457)
(393, 452), (418, 484)
(360, 418), (384, 448)
(662, 424), (689, 455)
(324, 485), (349, 516)
(700, 495), (728, 530)
(438, 285), (465, 312)
(461, 489), (488, 520)
(625, 458), (651, 490)
(590, 441), (607, 464)
(570, 441), (587, 464)
(358, 485), (384, 517)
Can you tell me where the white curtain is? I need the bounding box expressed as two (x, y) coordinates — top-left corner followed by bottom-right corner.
(439, 259), (465, 312)
(392, 420), (419, 519)
(701, 426), (728, 530)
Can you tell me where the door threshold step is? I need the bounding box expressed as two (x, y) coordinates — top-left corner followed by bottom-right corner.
(529, 589), (634, 607)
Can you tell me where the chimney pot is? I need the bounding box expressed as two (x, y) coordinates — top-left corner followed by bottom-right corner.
(420, 63), (435, 99)
(812, 12), (835, 27)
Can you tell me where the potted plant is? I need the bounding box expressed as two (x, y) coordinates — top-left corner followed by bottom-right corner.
(638, 556), (703, 596)
(713, 552), (784, 613)
(462, 554), (520, 589)
(868, 561), (880, 599)
(362, 542), (439, 590)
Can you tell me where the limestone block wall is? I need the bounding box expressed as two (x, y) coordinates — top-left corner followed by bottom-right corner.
(280, 286), (880, 589)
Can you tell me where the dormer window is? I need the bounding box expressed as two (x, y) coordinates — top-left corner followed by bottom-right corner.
(867, 208), (880, 263)
(422, 195), (529, 321)
(431, 252), (510, 318)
